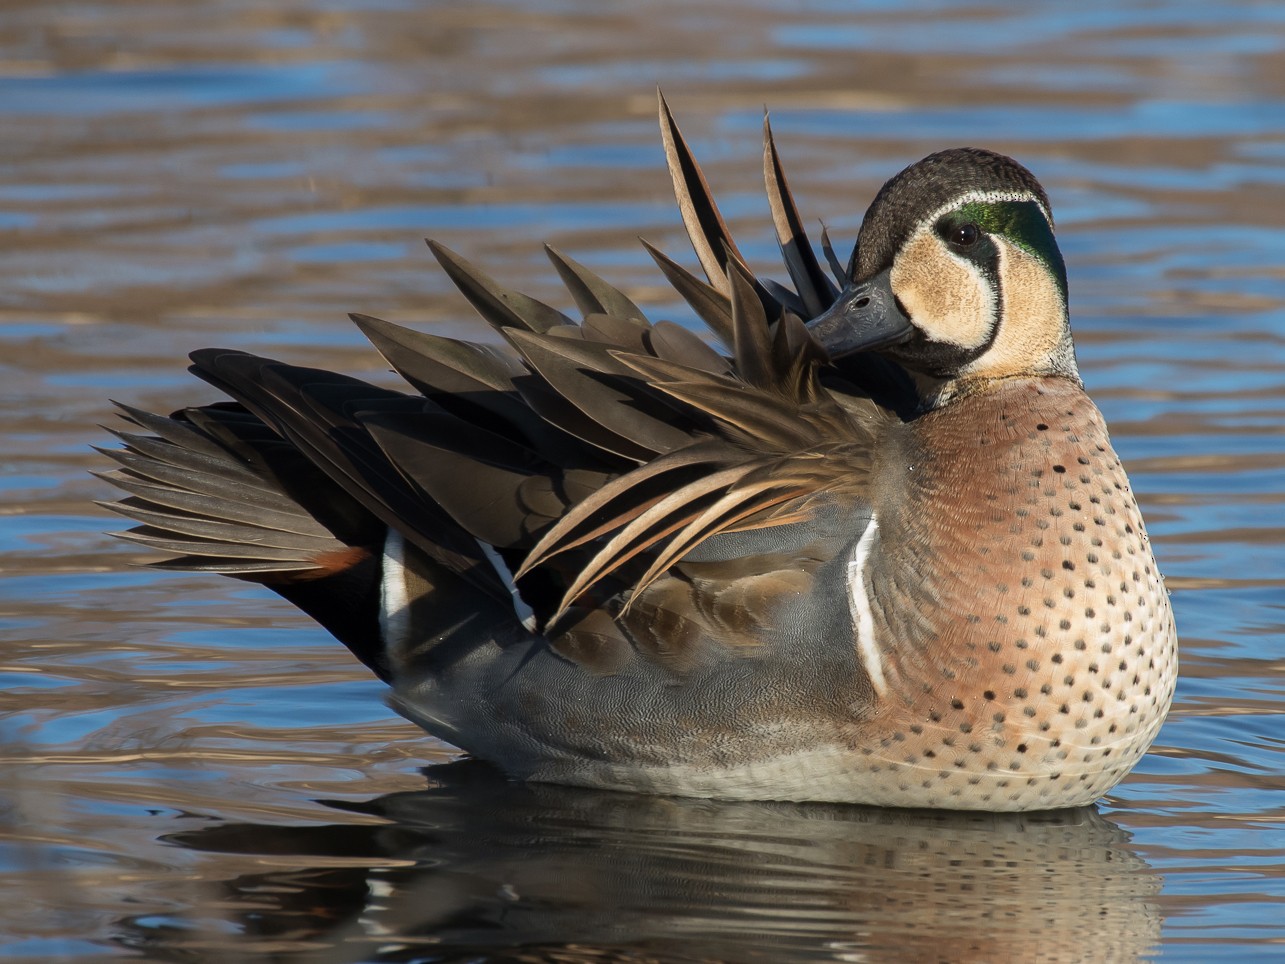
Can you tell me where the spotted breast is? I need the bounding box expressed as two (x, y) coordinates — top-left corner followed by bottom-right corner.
(841, 379), (1177, 809)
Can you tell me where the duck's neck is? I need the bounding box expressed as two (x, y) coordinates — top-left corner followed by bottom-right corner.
(912, 363), (1082, 412)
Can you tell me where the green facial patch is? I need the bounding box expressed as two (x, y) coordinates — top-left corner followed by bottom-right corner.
(954, 200), (1067, 301)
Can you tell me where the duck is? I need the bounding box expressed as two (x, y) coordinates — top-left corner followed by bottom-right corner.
(99, 95), (1178, 811)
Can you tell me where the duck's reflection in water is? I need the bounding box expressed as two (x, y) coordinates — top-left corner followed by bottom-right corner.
(125, 761), (1161, 962)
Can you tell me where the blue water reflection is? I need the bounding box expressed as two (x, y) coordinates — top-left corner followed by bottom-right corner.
(0, 63), (360, 115)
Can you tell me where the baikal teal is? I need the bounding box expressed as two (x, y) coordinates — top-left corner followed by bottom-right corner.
(99, 96), (1177, 811)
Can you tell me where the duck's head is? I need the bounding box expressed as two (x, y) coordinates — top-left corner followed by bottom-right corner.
(808, 148), (1078, 397)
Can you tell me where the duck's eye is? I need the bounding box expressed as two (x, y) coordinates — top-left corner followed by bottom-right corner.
(951, 223), (980, 247)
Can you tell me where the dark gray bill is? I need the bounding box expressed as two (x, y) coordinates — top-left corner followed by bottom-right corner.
(805, 268), (914, 360)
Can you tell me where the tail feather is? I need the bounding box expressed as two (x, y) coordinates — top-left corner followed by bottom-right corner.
(102, 402), (397, 677)
(104, 402), (376, 570)
(186, 349), (510, 605)
(101, 497), (338, 554)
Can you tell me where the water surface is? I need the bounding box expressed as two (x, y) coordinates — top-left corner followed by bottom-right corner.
(3, 0), (1284, 960)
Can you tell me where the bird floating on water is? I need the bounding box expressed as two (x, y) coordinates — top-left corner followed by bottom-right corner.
(100, 94), (1177, 811)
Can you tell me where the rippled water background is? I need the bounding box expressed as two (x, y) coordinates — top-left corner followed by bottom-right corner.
(3, 1), (1284, 960)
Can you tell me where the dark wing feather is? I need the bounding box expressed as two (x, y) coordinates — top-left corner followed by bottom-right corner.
(351, 312), (522, 394)
(640, 239), (735, 348)
(763, 116), (839, 317)
(657, 92), (743, 295)
(657, 92), (781, 320)
(761, 279), (808, 318)
(610, 353), (823, 450)
(350, 312), (598, 460)
(545, 245), (648, 323)
(100, 498), (336, 553)
(645, 320), (731, 375)
(105, 403), (265, 469)
(820, 224), (851, 288)
(99, 469), (333, 539)
(96, 444), (296, 510)
(427, 240), (573, 334)
(727, 257), (775, 390)
(505, 373), (648, 464)
(504, 329), (693, 459)
(581, 312), (651, 353)
(361, 410), (557, 550)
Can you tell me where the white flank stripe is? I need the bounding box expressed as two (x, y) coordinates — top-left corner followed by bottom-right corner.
(848, 515), (887, 696)
(380, 528), (410, 649)
(478, 540), (539, 632)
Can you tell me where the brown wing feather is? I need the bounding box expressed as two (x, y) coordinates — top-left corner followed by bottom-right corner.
(517, 442), (731, 576)
(624, 477), (819, 608)
(546, 462), (759, 624)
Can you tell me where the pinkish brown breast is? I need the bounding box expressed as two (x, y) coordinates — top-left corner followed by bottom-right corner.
(851, 376), (1178, 809)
